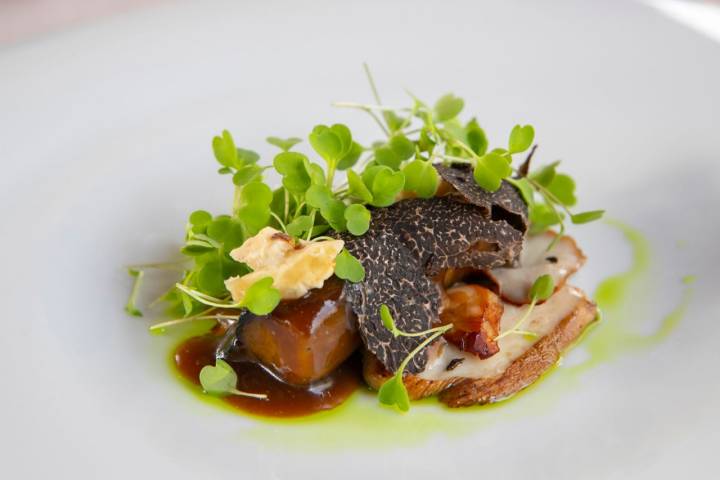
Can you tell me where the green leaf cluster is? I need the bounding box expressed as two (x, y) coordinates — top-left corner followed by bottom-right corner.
(331, 87), (600, 237)
(519, 160), (605, 235)
(309, 124), (362, 180)
(162, 209), (248, 318)
(212, 129), (265, 186)
(129, 73), (604, 326)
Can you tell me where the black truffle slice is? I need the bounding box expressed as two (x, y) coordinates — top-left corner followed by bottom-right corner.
(435, 164), (529, 233)
(341, 165), (529, 375)
(343, 230), (440, 374)
(378, 196), (524, 275)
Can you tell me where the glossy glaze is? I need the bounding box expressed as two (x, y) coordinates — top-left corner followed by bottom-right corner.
(240, 277), (360, 385)
(174, 334), (362, 418)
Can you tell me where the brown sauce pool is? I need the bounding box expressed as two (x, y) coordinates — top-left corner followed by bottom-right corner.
(174, 334), (363, 418)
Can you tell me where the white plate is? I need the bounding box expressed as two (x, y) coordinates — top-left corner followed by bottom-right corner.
(1, 1), (719, 478)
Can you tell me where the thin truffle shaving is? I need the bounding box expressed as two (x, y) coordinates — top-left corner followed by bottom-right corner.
(342, 165), (529, 374)
(436, 164), (529, 235)
(343, 231), (440, 374)
(379, 196), (524, 275)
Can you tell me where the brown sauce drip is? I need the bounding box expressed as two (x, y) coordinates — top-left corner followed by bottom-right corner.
(174, 334), (362, 418)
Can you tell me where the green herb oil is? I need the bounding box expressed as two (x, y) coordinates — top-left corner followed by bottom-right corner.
(166, 220), (694, 450)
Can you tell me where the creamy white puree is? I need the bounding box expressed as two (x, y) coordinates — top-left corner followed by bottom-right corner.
(490, 233), (584, 304)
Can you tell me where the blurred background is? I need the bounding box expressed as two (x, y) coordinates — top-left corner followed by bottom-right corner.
(1, 1), (719, 479)
(2, 0), (720, 46)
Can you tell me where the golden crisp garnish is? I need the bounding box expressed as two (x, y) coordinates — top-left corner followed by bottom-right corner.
(225, 227), (344, 301)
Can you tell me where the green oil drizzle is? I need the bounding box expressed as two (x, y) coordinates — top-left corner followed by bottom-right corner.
(563, 219), (694, 376)
(165, 220), (695, 451)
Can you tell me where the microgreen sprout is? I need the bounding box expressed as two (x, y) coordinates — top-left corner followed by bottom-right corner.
(148, 309), (238, 333)
(124, 268), (145, 317)
(377, 304), (453, 412)
(495, 274), (555, 341)
(175, 276), (280, 316)
(199, 359), (268, 400)
(266, 136), (302, 152)
(334, 249), (365, 283)
(344, 203), (371, 236)
(125, 261), (188, 271)
(333, 72), (604, 241)
(126, 66), (603, 336)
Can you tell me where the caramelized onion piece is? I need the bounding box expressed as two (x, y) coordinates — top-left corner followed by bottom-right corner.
(439, 285), (503, 359)
(240, 277), (359, 385)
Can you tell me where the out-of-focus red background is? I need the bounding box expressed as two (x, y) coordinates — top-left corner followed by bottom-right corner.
(0, 0), (165, 45)
(1, 0), (720, 47)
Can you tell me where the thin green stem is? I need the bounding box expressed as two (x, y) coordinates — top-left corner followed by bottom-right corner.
(358, 152), (376, 169)
(528, 177), (574, 218)
(125, 269), (145, 316)
(294, 200), (306, 219)
(438, 154), (474, 164)
(148, 291), (169, 309)
(228, 388), (268, 400)
(398, 101), (420, 131)
(310, 236), (336, 242)
(534, 184), (566, 250)
(368, 109), (391, 136)
(524, 171), (597, 244)
(495, 298), (537, 341)
(332, 101), (414, 113)
(150, 317), (207, 331)
(394, 324), (451, 338)
(191, 234), (222, 249)
(269, 212), (287, 233)
(326, 162), (337, 189)
(149, 312), (238, 332)
(176, 284), (240, 309)
(232, 186), (240, 216)
(449, 138), (481, 160)
(397, 324), (453, 373)
(305, 209), (317, 241)
(125, 261), (187, 271)
(363, 62), (383, 105)
(549, 223), (565, 251)
(362, 63), (395, 137)
(283, 188), (290, 223)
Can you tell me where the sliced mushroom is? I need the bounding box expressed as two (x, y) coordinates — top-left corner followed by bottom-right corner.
(488, 232), (586, 305)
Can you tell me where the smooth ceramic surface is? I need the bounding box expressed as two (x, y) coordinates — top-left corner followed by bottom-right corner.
(1, 0), (718, 478)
